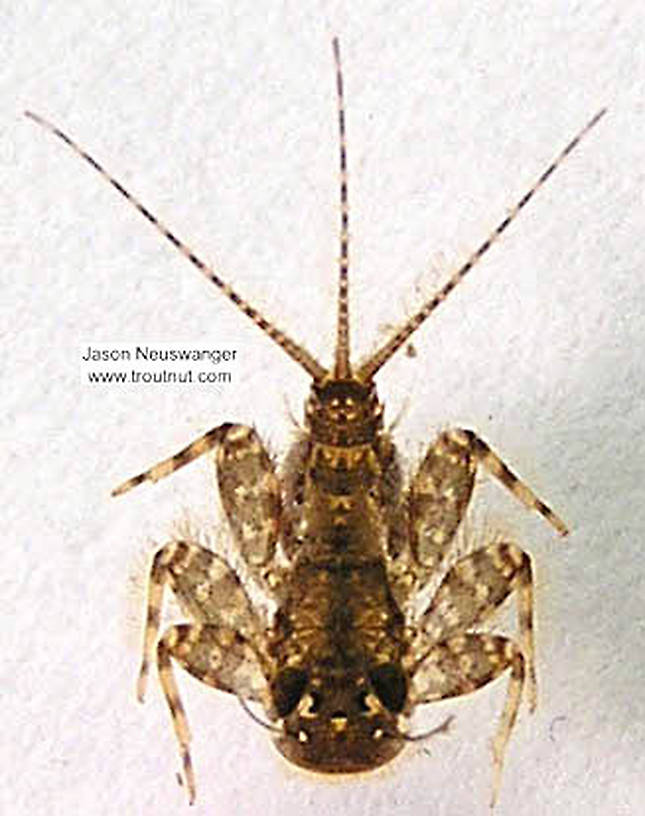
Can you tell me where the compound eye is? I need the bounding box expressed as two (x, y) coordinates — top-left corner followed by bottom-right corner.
(368, 663), (407, 713)
(272, 667), (308, 717)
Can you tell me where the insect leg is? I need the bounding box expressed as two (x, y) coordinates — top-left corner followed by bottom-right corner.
(445, 429), (568, 535)
(409, 632), (526, 807)
(155, 625), (197, 804)
(112, 423), (235, 496)
(407, 541), (536, 802)
(412, 540), (536, 710)
(215, 424), (281, 570)
(136, 538), (266, 702)
(408, 430), (476, 569)
(115, 423), (280, 576)
(154, 620), (271, 804)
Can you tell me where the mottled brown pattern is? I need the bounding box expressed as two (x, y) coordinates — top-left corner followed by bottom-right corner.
(28, 36), (604, 809)
(215, 424), (281, 568)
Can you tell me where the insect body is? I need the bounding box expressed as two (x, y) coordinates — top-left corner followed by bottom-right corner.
(27, 39), (604, 808)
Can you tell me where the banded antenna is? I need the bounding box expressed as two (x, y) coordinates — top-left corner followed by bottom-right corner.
(25, 40), (360, 385)
(357, 107), (606, 382)
(332, 37), (351, 379)
(25, 48), (606, 389)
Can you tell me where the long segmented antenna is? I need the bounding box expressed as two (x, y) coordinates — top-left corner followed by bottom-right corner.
(24, 109), (327, 382)
(357, 107), (607, 382)
(332, 37), (351, 379)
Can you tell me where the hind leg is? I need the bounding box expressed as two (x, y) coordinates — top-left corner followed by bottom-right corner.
(408, 540), (537, 805)
(154, 621), (269, 804)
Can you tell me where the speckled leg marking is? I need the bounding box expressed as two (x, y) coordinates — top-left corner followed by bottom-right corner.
(408, 431), (477, 569)
(411, 633), (525, 807)
(114, 424), (281, 572)
(215, 425), (281, 570)
(27, 37), (605, 810)
(408, 541), (535, 805)
(156, 621), (271, 804)
(138, 539), (271, 801)
(117, 424), (281, 590)
(136, 538), (265, 698)
(408, 429), (567, 572)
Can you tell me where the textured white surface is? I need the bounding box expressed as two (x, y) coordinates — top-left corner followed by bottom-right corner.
(3, 1), (644, 814)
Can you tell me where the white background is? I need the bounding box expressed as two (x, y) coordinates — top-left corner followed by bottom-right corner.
(3, 1), (644, 814)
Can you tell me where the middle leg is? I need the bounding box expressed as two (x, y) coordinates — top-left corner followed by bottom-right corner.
(136, 537), (267, 703)
(409, 540), (537, 710)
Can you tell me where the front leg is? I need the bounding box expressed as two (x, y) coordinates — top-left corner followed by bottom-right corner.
(115, 423), (282, 587)
(408, 427), (567, 570)
(214, 424), (281, 569)
(112, 423), (236, 495)
(453, 429), (568, 536)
